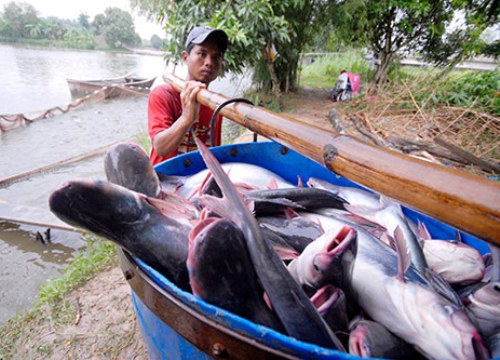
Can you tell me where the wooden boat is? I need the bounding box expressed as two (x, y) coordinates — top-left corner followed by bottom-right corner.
(120, 141), (493, 359)
(66, 74), (156, 98)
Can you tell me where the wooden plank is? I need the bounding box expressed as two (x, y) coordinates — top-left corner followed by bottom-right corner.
(0, 201), (79, 232)
(164, 74), (500, 245)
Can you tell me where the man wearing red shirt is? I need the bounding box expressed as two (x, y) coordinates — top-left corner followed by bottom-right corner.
(148, 26), (228, 165)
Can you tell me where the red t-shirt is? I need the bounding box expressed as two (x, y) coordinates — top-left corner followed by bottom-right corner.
(147, 83), (222, 165)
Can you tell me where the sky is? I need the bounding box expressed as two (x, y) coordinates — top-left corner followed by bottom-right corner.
(0, 0), (164, 39)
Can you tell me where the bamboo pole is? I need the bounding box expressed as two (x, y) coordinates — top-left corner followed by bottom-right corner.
(164, 74), (500, 246)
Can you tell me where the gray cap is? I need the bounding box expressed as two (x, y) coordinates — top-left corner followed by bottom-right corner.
(185, 26), (228, 53)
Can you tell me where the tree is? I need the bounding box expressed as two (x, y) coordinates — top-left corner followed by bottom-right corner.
(131, 0), (336, 101)
(92, 7), (140, 48)
(1, 1), (39, 39)
(78, 13), (91, 30)
(150, 34), (162, 49)
(422, 1), (500, 67)
(333, 0), (499, 85)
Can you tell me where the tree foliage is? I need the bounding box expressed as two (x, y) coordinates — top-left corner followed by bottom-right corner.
(1, 1), (39, 39)
(131, 0), (337, 96)
(0, 2), (141, 50)
(92, 7), (141, 48)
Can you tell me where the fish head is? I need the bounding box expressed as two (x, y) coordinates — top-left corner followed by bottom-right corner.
(384, 279), (490, 360)
(423, 240), (485, 285)
(296, 225), (357, 289)
(310, 284), (342, 316)
(49, 179), (146, 237)
(348, 321), (372, 358)
(104, 142), (161, 198)
(466, 281), (500, 338)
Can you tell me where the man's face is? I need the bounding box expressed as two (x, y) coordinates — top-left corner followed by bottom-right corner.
(183, 39), (223, 85)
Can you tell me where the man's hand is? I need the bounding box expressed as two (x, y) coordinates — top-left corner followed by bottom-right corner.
(180, 80), (206, 126)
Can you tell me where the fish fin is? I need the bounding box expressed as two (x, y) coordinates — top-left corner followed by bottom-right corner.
(297, 176), (303, 188)
(263, 291), (273, 311)
(455, 230), (463, 243)
(284, 207), (300, 219)
(273, 245), (299, 260)
(393, 226), (411, 281)
(197, 194), (233, 220)
(424, 268), (464, 308)
(146, 197), (196, 220)
(267, 178), (279, 190)
(188, 217), (218, 250)
(417, 220), (432, 240)
(192, 171), (213, 200)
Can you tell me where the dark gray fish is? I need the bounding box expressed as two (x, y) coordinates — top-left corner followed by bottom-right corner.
(310, 285), (350, 348)
(104, 141), (161, 198)
(246, 187), (348, 215)
(187, 218), (284, 331)
(49, 179), (195, 291)
(258, 214), (323, 253)
(348, 318), (423, 359)
(193, 138), (345, 351)
(259, 227), (299, 260)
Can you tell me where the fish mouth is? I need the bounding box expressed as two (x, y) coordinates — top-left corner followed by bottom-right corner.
(325, 225), (357, 256)
(310, 285), (340, 315)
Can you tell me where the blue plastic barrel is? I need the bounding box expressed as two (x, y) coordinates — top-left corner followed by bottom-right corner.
(120, 141), (491, 359)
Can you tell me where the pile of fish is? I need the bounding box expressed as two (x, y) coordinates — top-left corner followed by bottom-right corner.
(49, 140), (499, 360)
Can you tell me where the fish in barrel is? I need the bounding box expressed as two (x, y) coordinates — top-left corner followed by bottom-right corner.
(48, 140), (495, 359)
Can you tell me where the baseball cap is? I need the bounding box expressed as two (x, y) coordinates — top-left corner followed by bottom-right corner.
(185, 26), (228, 53)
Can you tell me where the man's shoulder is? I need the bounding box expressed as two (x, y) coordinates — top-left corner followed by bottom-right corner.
(149, 83), (180, 105)
(151, 82), (177, 96)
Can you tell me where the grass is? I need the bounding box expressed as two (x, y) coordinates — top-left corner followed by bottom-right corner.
(299, 50), (370, 88)
(298, 51), (499, 117)
(0, 234), (118, 359)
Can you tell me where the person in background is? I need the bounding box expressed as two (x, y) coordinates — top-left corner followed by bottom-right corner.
(147, 26), (228, 165)
(332, 69), (349, 101)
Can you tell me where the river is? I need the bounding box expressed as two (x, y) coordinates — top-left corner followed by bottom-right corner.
(0, 43), (251, 326)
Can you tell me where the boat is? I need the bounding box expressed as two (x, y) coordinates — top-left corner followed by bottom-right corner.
(66, 74), (156, 98)
(120, 141), (493, 359)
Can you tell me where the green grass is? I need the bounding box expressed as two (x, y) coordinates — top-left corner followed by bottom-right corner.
(0, 234), (118, 358)
(36, 235), (118, 305)
(299, 50), (370, 88)
(299, 50), (499, 116)
(134, 127), (152, 155)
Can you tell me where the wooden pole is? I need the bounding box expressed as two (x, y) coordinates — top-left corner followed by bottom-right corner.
(164, 74), (500, 246)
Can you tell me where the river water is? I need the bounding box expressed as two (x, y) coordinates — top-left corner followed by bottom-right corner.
(0, 44), (251, 326)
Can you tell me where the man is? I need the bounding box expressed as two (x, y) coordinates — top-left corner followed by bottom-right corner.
(148, 26), (228, 165)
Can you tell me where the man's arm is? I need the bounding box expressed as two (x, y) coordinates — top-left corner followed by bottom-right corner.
(151, 81), (206, 157)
